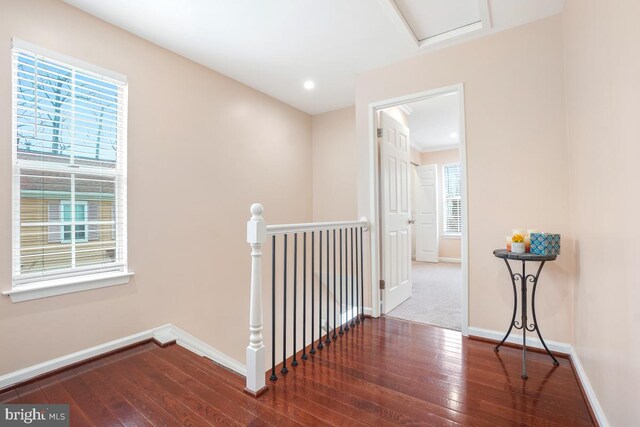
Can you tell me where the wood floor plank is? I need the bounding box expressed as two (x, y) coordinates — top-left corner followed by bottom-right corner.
(327, 334), (590, 419)
(105, 358), (214, 427)
(271, 317), (593, 426)
(340, 323), (581, 395)
(0, 388), (20, 404)
(38, 375), (94, 427)
(139, 349), (271, 425)
(146, 346), (300, 426)
(294, 349), (518, 427)
(72, 363), (153, 426)
(58, 371), (124, 427)
(278, 356), (478, 427)
(93, 355), (186, 427)
(171, 345), (472, 427)
(116, 351), (238, 426)
(15, 382), (49, 404)
(0, 317), (594, 426)
(165, 346), (337, 426)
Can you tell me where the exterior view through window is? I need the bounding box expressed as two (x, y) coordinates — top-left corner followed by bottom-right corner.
(12, 41), (128, 286)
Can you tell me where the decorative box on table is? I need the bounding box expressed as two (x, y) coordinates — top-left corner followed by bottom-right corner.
(530, 233), (561, 256)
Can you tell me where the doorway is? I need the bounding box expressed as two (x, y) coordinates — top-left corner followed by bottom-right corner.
(371, 84), (468, 334)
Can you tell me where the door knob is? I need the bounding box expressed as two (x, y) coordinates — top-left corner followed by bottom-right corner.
(408, 219), (415, 224)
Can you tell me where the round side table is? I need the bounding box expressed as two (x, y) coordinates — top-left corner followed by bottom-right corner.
(493, 249), (560, 379)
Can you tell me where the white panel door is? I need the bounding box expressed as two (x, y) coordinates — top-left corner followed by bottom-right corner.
(379, 111), (412, 314)
(415, 164), (439, 263)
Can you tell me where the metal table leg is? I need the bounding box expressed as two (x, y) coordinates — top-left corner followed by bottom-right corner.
(495, 259), (558, 379)
(521, 260), (528, 378)
(494, 259), (520, 351)
(527, 261), (560, 366)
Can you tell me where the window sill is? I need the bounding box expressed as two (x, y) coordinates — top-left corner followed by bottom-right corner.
(3, 271), (134, 303)
(442, 234), (461, 239)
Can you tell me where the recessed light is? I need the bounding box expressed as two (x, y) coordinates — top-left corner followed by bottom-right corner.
(449, 132), (458, 139)
(303, 80), (315, 90)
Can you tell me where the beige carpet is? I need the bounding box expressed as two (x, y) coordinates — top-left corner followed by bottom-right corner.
(386, 261), (462, 331)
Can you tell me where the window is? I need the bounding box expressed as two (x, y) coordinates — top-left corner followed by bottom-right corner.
(60, 201), (88, 243)
(443, 163), (462, 235)
(9, 39), (129, 299)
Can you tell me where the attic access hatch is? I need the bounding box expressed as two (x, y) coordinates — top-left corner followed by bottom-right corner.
(378, 0), (491, 48)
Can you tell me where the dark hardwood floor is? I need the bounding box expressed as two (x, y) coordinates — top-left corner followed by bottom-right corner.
(0, 317), (594, 426)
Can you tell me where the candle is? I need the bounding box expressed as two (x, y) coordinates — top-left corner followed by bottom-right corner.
(506, 236), (512, 252)
(524, 235), (531, 252)
(527, 229), (539, 236)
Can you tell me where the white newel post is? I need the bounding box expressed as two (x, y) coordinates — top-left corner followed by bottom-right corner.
(245, 203), (267, 396)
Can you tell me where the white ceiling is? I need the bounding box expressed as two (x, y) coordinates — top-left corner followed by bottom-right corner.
(63, 0), (564, 115)
(394, 0), (481, 41)
(405, 93), (460, 152)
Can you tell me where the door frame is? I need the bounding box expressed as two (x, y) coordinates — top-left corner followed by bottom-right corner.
(367, 83), (470, 336)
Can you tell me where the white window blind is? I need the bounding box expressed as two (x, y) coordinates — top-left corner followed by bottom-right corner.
(443, 163), (461, 235)
(11, 41), (128, 286)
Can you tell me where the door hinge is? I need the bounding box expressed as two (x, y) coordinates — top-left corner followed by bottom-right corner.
(379, 279), (385, 290)
(377, 128), (383, 138)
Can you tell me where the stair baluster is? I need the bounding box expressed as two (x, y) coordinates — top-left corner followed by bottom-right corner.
(244, 204), (369, 396)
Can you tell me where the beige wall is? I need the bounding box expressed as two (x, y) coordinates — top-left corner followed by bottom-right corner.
(563, 1), (640, 424)
(311, 107), (357, 221)
(0, 0), (312, 375)
(410, 147), (421, 166)
(356, 15), (573, 343)
(420, 149), (461, 260)
(310, 105), (419, 222)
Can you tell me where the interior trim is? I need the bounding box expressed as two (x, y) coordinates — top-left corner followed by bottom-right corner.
(3, 272), (134, 303)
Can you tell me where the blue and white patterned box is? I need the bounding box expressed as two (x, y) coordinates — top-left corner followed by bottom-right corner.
(530, 233), (561, 256)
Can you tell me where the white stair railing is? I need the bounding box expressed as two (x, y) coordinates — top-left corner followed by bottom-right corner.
(245, 203), (267, 396)
(245, 203), (368, 396)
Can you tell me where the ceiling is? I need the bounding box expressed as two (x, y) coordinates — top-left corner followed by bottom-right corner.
(405, 93), (460, 152)
(395, 0), (482, 41)
(63, 0), (564, 115)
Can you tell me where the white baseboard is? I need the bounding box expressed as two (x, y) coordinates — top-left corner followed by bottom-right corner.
(467, 326), (572, 355)
(0, 324), (245, 390)
(438, 257), (462, 263)
(570, 347), (609, 427)
(167, 325), (245, 376)
(152, 326), (176, 346)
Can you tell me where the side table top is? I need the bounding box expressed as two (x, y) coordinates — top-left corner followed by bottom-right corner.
(493, 249), (557, 262)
